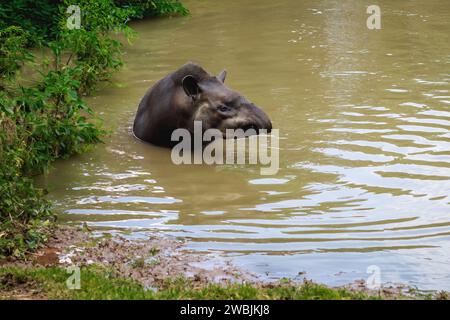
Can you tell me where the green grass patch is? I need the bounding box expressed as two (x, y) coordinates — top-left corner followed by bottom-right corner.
(0, 266), (379, 300)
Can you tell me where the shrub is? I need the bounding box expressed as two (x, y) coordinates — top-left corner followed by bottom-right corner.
(0, 26), (33, 86)
(0, 31), (104, 258)
(115, 0), (189, 18)
(49, 0), (137, 93)
(0, 0), (60, 46)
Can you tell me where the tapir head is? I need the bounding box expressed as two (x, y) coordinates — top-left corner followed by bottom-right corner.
(181, 70), (272, 137)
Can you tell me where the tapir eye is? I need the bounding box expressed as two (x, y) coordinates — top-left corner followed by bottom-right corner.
(217, 104), (230, 112)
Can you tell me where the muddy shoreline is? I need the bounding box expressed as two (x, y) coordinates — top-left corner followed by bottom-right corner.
(1, 225), (434, 300)
(3, 226), (257, 289)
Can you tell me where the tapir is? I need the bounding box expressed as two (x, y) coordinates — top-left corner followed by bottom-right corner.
(132, 62), (272, 147)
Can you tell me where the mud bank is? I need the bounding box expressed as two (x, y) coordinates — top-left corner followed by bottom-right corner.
(7, 226), (254, 289)
(1, 226), (446, 300)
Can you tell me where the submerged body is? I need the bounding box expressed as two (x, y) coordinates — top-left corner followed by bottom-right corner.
(133, 62), (272, 147)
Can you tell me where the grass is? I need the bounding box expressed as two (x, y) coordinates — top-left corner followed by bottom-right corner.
(0, 266), (379, 300)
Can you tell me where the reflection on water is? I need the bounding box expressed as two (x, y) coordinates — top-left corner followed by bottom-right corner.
(38, 0), (450, 289)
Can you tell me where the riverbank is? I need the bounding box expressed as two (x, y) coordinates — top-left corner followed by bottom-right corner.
(1, 225), (447, 300)
(0, 0), (188, 259)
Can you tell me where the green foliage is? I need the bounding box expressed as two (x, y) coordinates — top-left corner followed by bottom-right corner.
(47, 0), (137, 93)
(0, 66), (104, 258)
(0, 0), (61, 45)
(115, 0), (189, 19)
(0, 0), (188, 46)
(0, 26), (33, 85)
(0, 175), (53, 259)
(0, 26), (54, 258)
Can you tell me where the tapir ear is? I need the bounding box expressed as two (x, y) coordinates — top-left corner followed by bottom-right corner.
(182, 75), (200, 98)
(217, 69), (227, 83)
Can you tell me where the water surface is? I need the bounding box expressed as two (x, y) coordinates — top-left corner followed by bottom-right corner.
(40, 0), (450, 289)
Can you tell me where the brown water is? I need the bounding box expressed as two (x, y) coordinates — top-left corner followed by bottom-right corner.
(39, 0), (450, 289)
